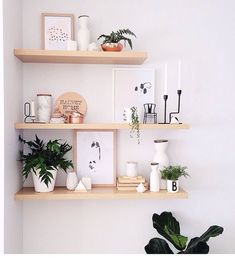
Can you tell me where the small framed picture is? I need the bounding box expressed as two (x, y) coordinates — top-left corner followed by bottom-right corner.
(113, 68), (155, 122)
(74, 130), (116, 187)
(42, 13), (74, 50)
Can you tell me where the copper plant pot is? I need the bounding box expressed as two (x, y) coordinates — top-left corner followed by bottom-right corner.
(101, 43), (123, 52)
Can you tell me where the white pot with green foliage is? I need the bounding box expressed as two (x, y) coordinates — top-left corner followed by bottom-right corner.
(160, 166), (189, 193)
(19, 135), (73, 193)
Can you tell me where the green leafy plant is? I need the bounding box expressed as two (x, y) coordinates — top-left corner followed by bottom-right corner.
(145, 211), (224, 254)
(19, 135), (73, 187)
(161, 165), (189, 181)
(129, 106), (140, 144)
(97, 29), (136, 49)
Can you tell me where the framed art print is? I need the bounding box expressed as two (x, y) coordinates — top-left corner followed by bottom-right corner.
(74, 130), (116, 187)
(42, 13), (74, 50)
(113, 68), (155, 122)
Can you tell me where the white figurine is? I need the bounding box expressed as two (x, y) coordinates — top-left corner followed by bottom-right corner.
(170, 116), (179, 124)
(74, 180), (87, 192)
(81, 176), (92, 190)
(136, 183), (146, 193)
(88, 42), (100, 51)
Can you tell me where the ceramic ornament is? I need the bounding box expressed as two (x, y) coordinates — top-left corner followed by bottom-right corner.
(88, 42), (100, 51)
(81, 176), (91, 190)
(170, 116), (179, 124)
(74, 180), (87, 192)
(136, 183), (146, 193)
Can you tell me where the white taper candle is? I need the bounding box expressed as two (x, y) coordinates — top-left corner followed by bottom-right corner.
(178, 60), (181, 90)
(164, 63), (168, 95)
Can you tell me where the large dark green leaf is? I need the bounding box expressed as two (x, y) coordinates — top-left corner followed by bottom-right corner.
(152, 212), (188, 251)
(183, 238), (209, 254)
(145, 238), (173, 254)
(185, 226), (223, 253)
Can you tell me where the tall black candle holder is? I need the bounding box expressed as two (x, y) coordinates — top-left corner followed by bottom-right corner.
(159, 94), (168, 124)
(169, 89), (182, 123)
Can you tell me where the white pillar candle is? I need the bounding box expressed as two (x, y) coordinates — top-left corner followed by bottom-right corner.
(164, 63), (168, 95)
(30, 100), (35, 116)
(178, 60), (181, 90)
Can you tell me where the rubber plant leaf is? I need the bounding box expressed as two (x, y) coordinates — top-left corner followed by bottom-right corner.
(183, 238), (209, 254)
(145, 238), (173, 254)
(152, 212), (188, 251)
(184, 225), (223, 253)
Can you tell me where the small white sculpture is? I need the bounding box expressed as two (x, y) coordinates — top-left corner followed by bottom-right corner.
(170, 116), (179, 124)
(136, 183), (146, 193)
(67, 39), (77, 51)
(88, 42), (100, 51)
(81, 176), (91, 190)
(74, 180), (87, 192)
(66, 171), (78, 190)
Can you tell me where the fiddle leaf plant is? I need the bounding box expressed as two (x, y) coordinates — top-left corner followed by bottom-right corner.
(19, 135), (73, 187)
(97, 28), (136, 49)
(145, 211), (224, 254)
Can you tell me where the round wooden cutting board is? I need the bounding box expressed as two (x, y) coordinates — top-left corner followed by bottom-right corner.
(54, 92), (87, 118)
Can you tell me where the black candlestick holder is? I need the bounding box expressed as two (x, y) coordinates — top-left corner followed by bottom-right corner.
(169, 89), (182, 123)
(24, 102), (36, 123)
(159, 94), (168, 124)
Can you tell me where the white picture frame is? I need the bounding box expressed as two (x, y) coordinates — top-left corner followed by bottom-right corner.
(42, 13), (74, 50)
(112, 68), (155, 123)
(74, 130), (116, 187)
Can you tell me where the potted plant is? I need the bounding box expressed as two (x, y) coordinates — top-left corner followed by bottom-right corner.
(97, 28), (136, 51)
(160, 165), (189, 193)
(19, 135), (73, 193)
(129, 106), (140, 144)
(145, 211), (223, 254)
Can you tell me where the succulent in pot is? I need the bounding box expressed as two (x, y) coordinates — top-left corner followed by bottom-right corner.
(160, 165), (189, 193)
(97, 28), (136, 51)
(19, 135), (73, 192)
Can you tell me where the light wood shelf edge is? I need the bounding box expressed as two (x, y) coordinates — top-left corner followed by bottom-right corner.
(15, 187), (188, 200)
(15, 123), (190, 130)
(14, 49), (148, 65)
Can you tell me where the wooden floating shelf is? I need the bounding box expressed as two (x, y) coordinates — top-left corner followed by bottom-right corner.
(14, 49), (147, 65)
(15, 123), (190, 130)
(15, 187), (188, 201)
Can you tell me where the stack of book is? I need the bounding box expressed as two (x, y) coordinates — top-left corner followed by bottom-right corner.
(117, 176), (148, 191)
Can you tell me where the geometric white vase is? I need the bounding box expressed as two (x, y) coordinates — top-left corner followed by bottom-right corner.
(66, 171), (78, 190)
(153, 140), (169, 190)
(32, 168), (57, 193)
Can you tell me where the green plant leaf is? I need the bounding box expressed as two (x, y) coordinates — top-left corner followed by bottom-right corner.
(184, 226), (223, 253)
(145, 238), (173, 254)
(152, 212), (188, 251)
(182, 238), (209, 254)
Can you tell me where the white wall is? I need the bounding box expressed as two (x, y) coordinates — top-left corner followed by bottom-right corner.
(21, 0), (235, 254)
(3, 0), (23, 253)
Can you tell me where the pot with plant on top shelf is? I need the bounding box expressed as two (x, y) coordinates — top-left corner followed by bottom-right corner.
(97, 29), (136, 52)
(19, 135), (73, 193)
(160, 165), (189, 193)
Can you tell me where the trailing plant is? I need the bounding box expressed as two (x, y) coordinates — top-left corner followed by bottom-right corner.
(97, 28), (136, 49)
(19, 135), (73, 187)
(145, 211), (224, 254)
(129, 106), (140, 144)
(160, 165), (189, 181)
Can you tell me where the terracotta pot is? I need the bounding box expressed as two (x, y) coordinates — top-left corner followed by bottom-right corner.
(101, 43), (123, 52)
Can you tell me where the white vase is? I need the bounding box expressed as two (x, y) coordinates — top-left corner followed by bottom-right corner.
(153, 140), (169, 190)
(37, 94), (52, 123)
(167, 180), (179, 193)
(66, 171), (78, 190)
(32, 168), (57, 193)
(77, 15), (90, 51)
(126, 161), (138, 177)
(150, 162), (160, 192)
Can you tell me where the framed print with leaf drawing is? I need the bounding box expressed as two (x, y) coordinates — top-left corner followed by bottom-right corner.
(42, 13), (74, 50)
(74, 130), (116, 187)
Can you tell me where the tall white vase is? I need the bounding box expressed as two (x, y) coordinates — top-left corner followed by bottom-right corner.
(77, 15), (90, 51)
(153, 140), (169, 190)
(150, 162), (160, 192)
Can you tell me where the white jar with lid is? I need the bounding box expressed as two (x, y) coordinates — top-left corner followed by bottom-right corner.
(37, 94), (52, 123)
(126, 161), (138, 177)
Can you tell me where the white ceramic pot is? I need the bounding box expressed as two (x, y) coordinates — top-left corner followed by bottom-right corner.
(32, 168), (57, 193)
(150, 162), (160, 192)
(167, 180), (179, 193)
(126, 161), (138, 177)
(153, 139), (169, 190)
(77, 15), (90, 51)
(66, 171), (78, 190)
(37, 94), (52, 123)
